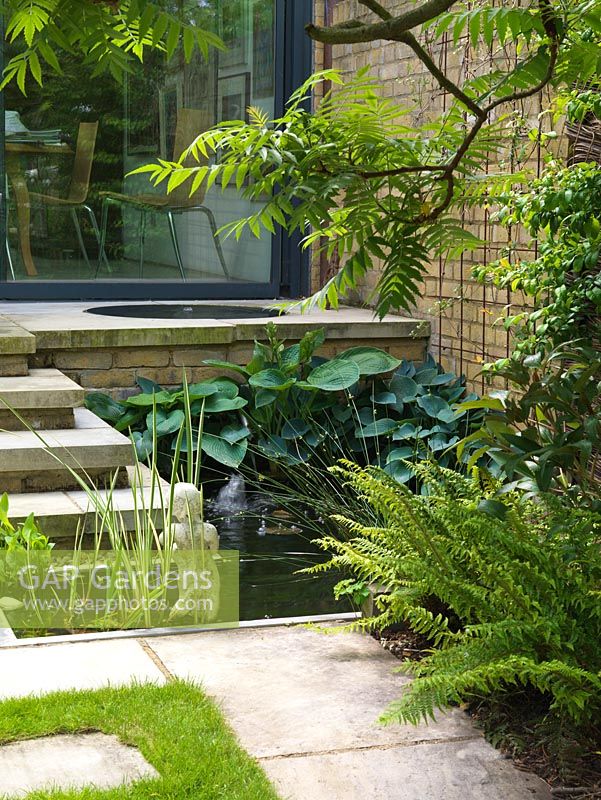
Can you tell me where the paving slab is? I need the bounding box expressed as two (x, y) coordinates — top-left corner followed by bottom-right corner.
(147, 626), (551, 799)
(6, 490), (84, 537)
(0, 732), (159, 798)
(148, 626), (483, 757)
(0, 302), (430, 350)
(0, 639), (165, 699)
(0, 321), (36, 356)
(262, 739), (550, 800)
(0, 368), (84, 409)
(0, 408), (133, 473)
(7, 464), (169, 541)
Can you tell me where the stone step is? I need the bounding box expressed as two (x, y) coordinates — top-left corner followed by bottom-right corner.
(0, 318), (36, 377)
(7, 466), (169, 545)
(0, 368), (84, 430)
(0, 408), (134, 493)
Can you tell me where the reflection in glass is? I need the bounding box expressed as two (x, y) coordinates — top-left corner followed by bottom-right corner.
(3, 0), (276, 285)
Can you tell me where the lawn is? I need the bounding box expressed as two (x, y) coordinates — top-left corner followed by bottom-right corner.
(0, 680), (281, 800)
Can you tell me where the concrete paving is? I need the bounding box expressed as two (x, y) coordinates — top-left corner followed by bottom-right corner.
(0, 408), (133, 474)
(0, 368), (83, 409)
(0, 733), (159, 798)
(262, 738), (548, 800)
(0, 625), (552, 799)
(0, 639), (165, 699)
(0, 301), (429, 350)
(146, 626), (551, 799)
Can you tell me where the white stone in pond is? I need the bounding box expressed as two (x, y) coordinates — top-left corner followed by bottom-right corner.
(0, 732), (159, 797)
(171, 520), (219, 551)
(172, 482), (203, 521)
(159, 482), (219, 550)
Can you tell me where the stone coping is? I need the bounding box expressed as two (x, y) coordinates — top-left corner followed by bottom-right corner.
(0, 301), (430, 350)
(0, 319), (36, 355)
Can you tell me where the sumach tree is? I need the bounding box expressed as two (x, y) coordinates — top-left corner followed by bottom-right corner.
(135, 0), (601, 315)
(1, 0), (223, 90)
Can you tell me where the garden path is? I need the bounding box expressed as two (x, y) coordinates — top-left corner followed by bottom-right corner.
(0, 625), (551, 800)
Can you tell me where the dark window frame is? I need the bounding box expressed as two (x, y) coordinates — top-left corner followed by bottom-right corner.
(0, 0), (312, 301)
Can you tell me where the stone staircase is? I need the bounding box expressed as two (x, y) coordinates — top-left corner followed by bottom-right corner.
(0, 321), (165, 545)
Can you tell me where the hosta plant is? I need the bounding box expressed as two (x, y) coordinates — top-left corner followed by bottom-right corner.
(310, 461), (601, 727)
(86, 375), (249, 470)
(87, 326), (483, 482)
(203, 323), (483, 480)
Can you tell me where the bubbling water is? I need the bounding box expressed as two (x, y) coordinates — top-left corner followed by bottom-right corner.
(212, 474), (248, 514)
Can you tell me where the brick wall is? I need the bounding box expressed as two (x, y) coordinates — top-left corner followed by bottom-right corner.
(312, 0), (563, 390)
(29, 328), (428, 399)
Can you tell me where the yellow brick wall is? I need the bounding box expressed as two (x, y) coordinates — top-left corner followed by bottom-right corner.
(30, 335), (428, 399)
(312, 0), (563, 391)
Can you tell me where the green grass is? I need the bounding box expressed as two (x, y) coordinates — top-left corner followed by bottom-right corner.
(0, 680), (281, 800)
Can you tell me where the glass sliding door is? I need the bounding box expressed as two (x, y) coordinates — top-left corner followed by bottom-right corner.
(0, 0), (310, 299)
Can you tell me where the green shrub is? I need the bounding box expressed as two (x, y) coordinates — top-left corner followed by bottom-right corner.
(310, 461), (601, 727)
(459, 343), (601, 507)
(0, 493), (52, 551)
(87, 325), (482, 482)
(475, 159), (601, 354)
(86, 375), (250, 469)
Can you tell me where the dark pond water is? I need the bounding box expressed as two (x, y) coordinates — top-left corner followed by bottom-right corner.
(85, 304), (282, 320)
(212, 510), (351, 621)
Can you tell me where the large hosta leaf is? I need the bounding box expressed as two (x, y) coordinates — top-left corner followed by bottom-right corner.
(282, 418), (311, 439)
(417, 394), (456, 422)
(371, 391), (397, 405)
(307, 359), (360, 391)
(136, 377), (162, 394)
(219, 423), (251, 443)
(132, 430), (154, 460)
(386, 446), (415, 462)
(126, 390), (173, 407)
(202, 359), (250, 377)
(249, 369), (296, 391)
(203, 395), (247, 413)
(390, 375), (419, 402)
(255, 389), (278, 408)
(414, 368), (439, 385)
(338, 347), (402, 376)
(384, 461), (415, 484)
(148, 408), (185, 437)
(85, 392), (125, 425)
(356, 418), (399, 438)
(207, 379), (241, 399)
(201, 433), (248, 468)
(393, 422), (418, 440)
(186, 382), (220, 398)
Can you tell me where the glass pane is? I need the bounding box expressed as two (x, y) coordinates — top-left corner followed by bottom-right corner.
(2, 0), (276, 284)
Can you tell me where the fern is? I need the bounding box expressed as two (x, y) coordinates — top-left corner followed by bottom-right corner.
(309, 462), (601, 727)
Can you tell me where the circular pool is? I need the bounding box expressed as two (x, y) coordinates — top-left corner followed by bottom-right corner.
(85, 303), (282, 320)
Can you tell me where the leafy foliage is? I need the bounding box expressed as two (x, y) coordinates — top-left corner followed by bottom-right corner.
(310, 461), (601, 727)
(86, 374), (250, 469)
(133, 68), (499, 316)
(0, 493), (52, 550)
(134, 0), (601, 316)
(87, 325), (482, 480)
(458, 344), (601, 507)
(475, 159), (601, 353)
(2, 0), (223, 91)
(202, 324), (482, 477)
